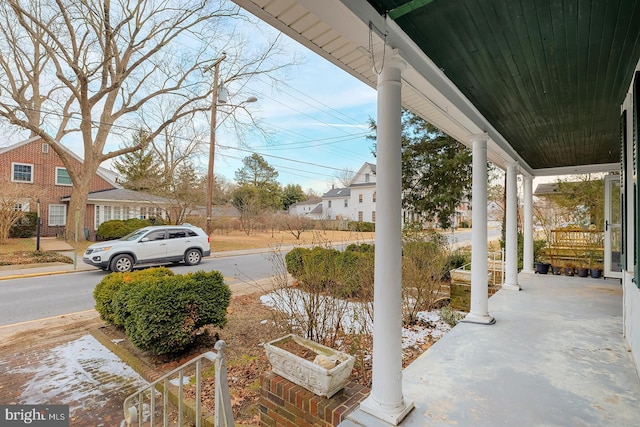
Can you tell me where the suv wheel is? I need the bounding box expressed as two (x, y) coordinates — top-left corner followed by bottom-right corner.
(111, 254), (134, 272)
(184, 249), (202, 266)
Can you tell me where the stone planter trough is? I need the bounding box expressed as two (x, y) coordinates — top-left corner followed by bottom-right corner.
(264, 334), (355, 398)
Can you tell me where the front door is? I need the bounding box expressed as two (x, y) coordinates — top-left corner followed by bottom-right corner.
(604, 174), (623, 279)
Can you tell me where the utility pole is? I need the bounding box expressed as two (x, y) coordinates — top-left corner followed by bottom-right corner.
(206, 53), (226, 236)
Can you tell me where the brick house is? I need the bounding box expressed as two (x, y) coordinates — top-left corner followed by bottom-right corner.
(1, 136), (171, 239)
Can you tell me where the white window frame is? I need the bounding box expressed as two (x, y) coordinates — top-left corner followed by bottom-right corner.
(11, 162), (34, 183)
(49, 204), (67, 226)
(55, 167), (73, 186)
(14, 201), (30, 211)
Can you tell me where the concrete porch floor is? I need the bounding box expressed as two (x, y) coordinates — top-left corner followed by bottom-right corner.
(343, 274), (640, 426)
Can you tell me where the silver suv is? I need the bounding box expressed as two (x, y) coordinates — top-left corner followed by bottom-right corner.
(83, 224), (211, 272)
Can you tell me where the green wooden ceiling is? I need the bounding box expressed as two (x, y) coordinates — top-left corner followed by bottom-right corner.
(366, 0), (640, 170)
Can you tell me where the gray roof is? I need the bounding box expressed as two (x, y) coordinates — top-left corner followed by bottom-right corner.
(349, 182), (375, 188)
(365, 162), (376, 174)
(310, 203), (323, 214)
(289, 198), (321, 208)
(322, 187), (351, 198)
(534, 183), (559, 195)
(61, 188), (171, 204)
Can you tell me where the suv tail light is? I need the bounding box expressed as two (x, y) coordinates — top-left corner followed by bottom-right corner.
(208, 236), (210, 243)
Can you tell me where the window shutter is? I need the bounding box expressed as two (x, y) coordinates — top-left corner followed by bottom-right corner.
(621, 111), (627, 270)
(634, 72), (640, 288)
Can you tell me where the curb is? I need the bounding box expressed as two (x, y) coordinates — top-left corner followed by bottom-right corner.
(0, 269), (87, 281)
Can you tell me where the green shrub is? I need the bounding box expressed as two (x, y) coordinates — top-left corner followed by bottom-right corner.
(9, 212), (37, 238)
(335, 250), (374, 299)
(347, 221), (375, 232)
(123, 271), (230, 354)
(286, 246), (373, 299)
(94, 267), (174, 325)
(345, 243), (374, 253)
(94, 268), (230, 355)
(445, 250), (470, 271)
(97, 218), (153, 240)
(285, 247), (309, 277)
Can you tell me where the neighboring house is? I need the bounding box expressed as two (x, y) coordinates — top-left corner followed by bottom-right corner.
(322, 162), (376, 222)
(0, 137), (171, 239)
(288, 199), (323, 219)
(322, 162), (474, 227)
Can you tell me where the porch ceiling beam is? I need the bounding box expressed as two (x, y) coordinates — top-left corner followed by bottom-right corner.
(532, 163), (620, 177)
(388, 0), (438, 20)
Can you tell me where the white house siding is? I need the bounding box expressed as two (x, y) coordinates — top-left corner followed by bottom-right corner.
(351, 185), (376, 222)
(323, 196), (351, 220)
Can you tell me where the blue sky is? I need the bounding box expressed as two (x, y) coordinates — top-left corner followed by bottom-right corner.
(213, 31), (379, 195)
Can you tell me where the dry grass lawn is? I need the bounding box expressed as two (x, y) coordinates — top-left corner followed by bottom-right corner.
(209, 229), (375, 252)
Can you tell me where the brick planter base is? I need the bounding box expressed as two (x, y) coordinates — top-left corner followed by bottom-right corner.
(260, 371), (370, 427)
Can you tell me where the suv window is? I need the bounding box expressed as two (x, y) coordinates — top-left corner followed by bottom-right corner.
(168, 229), (188, 239)
(187, 230), (198, 237)
(145, 230), (166, 241)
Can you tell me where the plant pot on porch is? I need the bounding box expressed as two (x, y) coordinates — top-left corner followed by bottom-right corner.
(551, 265), (562, 275)
(577, 267), (589, 277)
(535, 262), (551, 274)
(264, 334), (355, 398)
(590, 268), (602, 279)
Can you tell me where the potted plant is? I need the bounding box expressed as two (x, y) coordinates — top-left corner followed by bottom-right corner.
(590, 263), (603, 279)
(264, 334), (355, 398)
(563, 262), (575, 276)
(547, 247), (562, 275)
(535, 261), (551, 274)
(576, 255), (589, 277)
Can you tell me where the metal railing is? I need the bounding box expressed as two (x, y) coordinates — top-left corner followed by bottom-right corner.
(123, 340), (234, 427)
(450, 249), (505, 286)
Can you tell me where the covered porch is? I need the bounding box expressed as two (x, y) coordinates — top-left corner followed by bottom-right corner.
(343, 272), (640, 426)
(232, 0), (640, 425)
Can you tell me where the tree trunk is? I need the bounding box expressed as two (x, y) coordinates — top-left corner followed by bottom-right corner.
(66, 179), (91, 242)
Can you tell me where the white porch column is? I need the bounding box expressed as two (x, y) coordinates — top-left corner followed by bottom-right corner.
(503, 162), (521, 290)
(463, 134), (495, 324)
(359, 49), (414, 425)
(522, 175), (535, 274)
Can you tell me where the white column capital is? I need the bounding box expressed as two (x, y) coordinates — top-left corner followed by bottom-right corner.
(374, 47), (407, 76)
(469, 133), (489, 144)
(505, 160), (518, 169)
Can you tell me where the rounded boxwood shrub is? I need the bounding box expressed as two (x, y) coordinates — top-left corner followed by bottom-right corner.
(285, 247), (309, 277)
(97, 218), (153, 240)
(9, 212), (37, 238)
(94, 267), (174, 325)
(94, 268), (231, 355)
(347, 221), (375, 232)
(123, 271), (231, 354)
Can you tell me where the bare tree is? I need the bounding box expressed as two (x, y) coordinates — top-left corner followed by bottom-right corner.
(333, 167), (355, 188)
(0, 0), (292, 240)
(283, 215), (315, 240)
(0, 180), (40, 242)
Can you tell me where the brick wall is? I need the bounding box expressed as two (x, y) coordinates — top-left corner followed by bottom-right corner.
(0, 138), (115, 236)
(260, 371), (370, 427)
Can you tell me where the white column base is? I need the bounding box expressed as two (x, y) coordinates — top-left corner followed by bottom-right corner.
(520, 269), (535, 275)
(502, 282), (521, 291)
(462, 312), (496, 325)
(360, 396), (415, 426)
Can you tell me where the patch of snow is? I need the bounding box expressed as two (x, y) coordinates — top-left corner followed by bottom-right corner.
(169, 376), (191, 386)
(261, 290), (454, 350)
(15, 335), (148, 412)
(260, 319), (268, 324)
(112, 339), (124, 344)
